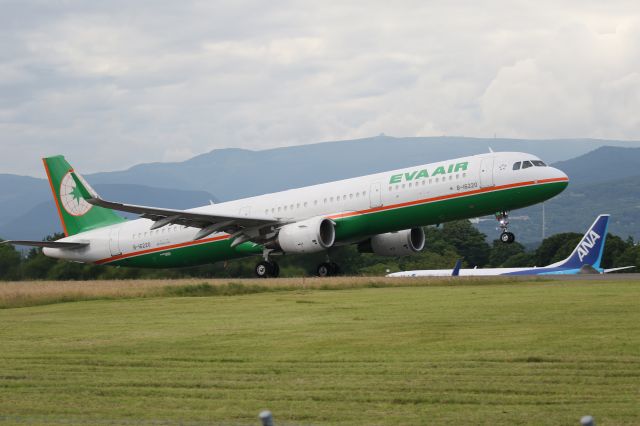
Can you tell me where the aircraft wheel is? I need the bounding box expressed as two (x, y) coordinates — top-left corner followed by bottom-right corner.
(317, 262), (334, 277)
(255, 261), (279, 278)
(500, 232), (515, 244)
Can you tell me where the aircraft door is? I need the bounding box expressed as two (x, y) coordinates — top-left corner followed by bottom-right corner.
(480, 157), (495, 188)
(369, 182), (382, 208)
(239, 206), (251, 217)
(108, 227), (121, 256)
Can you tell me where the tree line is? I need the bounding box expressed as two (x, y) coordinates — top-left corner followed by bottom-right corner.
(1, 220), (637, 280)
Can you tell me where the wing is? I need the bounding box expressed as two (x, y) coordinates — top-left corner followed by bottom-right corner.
(2, 240), (89, 249)
(70, 172), (281, 243)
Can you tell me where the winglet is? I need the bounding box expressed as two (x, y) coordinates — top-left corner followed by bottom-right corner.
(452, 259), (462, 276)
(70, 171), (99, 200)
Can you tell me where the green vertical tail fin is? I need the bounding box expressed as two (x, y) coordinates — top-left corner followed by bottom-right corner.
(43, 155), (125, 236)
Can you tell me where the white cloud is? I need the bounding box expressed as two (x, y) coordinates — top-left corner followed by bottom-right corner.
(1, 1), (640, 175)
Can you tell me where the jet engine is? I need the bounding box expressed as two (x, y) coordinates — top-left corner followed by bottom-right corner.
(276, 217), (336, 254)
(358, 228), (425, 257)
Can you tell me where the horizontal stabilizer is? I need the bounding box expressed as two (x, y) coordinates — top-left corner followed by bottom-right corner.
(2, 240), (89, 249)
(603, 266), (636, 274)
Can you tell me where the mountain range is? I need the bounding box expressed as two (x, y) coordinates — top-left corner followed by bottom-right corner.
(1, 136), (639, 244)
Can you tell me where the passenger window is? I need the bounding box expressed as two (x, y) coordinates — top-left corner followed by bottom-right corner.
(532, 160), (546, 167)
(513, 162), (521, 170)
(522, 160), (533, 169)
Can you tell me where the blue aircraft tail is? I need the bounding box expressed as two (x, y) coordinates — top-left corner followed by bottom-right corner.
(552, 214), (610, 269)
(451, 259), (462, 276)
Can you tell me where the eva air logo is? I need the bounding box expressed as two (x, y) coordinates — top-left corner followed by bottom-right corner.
(59, 172), (93, 216)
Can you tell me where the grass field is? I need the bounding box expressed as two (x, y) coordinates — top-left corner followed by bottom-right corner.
(0, 278), (638, 425)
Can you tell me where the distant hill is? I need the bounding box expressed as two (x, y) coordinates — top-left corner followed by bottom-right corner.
(88, 136), (640, 201)
(552, 146), (640, 186)
(0, 174), (51, 225)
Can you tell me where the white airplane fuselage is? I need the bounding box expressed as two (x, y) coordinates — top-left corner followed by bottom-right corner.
(42, 152), (568, 268)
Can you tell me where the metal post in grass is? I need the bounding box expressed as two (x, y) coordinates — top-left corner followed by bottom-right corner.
(580, 415), (595, 426)
(259, 410), (274, 426)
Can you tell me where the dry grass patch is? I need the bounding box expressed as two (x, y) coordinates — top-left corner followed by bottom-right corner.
(0, 276), (538, 309)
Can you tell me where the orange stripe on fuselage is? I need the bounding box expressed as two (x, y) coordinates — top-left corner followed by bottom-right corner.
(95, 234), (230, 265)
(42, 158), (68, 236)
(327, 177), (569, 220)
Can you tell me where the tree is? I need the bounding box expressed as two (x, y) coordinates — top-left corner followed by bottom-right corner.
(439, 220), (491, 267)
(488, 239), (526, 267)
(0, 240), (21, 280)
(601, 234), (632, 269)
(534, 233), (581, 266)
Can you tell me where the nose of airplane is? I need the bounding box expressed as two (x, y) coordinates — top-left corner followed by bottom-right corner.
(546, 166), (569, 194)
(550, 166), (569, 183)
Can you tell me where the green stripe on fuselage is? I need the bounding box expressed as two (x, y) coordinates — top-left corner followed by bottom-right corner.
(107, 181), (567, 268)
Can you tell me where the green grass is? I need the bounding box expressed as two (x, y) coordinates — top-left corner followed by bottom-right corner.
(0, 279), (638, 425)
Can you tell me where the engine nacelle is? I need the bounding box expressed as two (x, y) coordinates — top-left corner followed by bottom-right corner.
(277, 217), (336, 254)
(358, 228), (425, 257)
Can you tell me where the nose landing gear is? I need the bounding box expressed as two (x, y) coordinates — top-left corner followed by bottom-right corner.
(496, 211), (516, 244)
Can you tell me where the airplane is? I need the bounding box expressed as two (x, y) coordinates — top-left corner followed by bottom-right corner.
(387, 214), (636, 277)
(2, 152), (569, 278)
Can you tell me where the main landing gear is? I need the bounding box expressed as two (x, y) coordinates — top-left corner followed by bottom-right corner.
(496, 211), (516, 244)
(255, 250), (280, 278)
(317, 261), (341, 278)
(255, 260), (280, 278)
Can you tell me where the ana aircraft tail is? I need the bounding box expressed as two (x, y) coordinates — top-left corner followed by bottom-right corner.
(43, 156), (125, 236)
(550, 214), (610, 269)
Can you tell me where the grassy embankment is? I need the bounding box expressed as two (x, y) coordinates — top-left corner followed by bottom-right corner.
(0, 278), (638, 425)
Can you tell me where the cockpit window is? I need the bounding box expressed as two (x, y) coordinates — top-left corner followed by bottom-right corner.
(522, 160), (533, 169)
(532, 160), (546, 167)
(512, 162), (521, 170)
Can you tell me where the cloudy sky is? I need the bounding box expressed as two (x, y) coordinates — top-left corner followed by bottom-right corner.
(2, 0), (640, 176)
